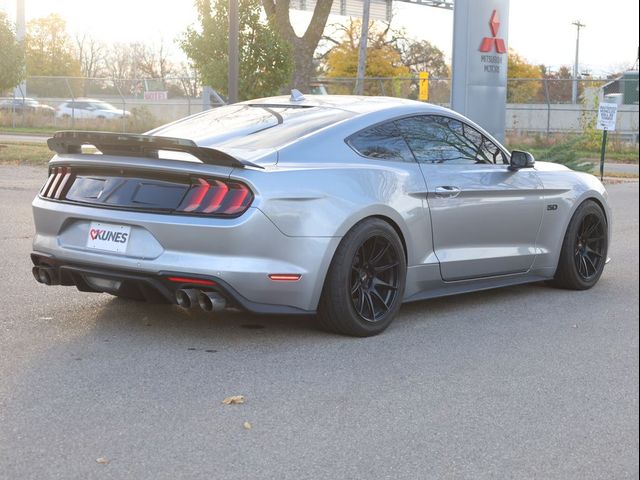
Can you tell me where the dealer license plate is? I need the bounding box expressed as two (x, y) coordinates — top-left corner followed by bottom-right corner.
(86, 222), (131, 254)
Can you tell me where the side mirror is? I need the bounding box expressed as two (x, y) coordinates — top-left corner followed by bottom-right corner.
(509, 150), (535, 171)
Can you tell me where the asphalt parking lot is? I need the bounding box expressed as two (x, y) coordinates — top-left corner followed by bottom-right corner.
(0, 165), (638, 480)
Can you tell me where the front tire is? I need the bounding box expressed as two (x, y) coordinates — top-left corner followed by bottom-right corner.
(317, 218), (406, 337)
(550, 200), (608, 290)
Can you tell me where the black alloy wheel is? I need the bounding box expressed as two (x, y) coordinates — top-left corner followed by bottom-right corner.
(574, 212), (606, 281)
(551, 200), (608, 290)
(350, 236), (400, 322)
(317, 218), (407, 336)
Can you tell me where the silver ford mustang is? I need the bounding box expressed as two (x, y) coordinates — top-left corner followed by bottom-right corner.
(31, 95), (611, 336)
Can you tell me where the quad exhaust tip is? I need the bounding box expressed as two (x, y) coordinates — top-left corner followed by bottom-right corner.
(197, 291), (227, 312)
(175, 288), (200, 309)
(32, 266), (59, 286)
(175, 288), (227, 313)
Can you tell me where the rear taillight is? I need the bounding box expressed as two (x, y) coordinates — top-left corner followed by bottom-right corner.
(40, 170), (253, 218)
(41, 166), (74, 199)
(177, 177), (253, 216)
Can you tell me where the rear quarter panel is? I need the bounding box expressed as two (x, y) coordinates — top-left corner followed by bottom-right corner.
(236, 139), (434, 269)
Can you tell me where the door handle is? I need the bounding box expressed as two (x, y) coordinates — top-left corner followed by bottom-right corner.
(434, 186), (461, 198)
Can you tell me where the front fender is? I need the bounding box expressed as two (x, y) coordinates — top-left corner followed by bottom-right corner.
(533, 171), (612, 273)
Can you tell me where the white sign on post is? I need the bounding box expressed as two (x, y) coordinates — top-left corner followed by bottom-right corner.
(596, 103), (618, 131)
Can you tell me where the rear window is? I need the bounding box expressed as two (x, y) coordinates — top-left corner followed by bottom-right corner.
(346, 121), (415, 162)
(151, 104), (353, 149)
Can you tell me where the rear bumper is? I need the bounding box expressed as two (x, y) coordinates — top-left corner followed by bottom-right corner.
(32, 196), (341, 313)
(31, 253), (312, 315)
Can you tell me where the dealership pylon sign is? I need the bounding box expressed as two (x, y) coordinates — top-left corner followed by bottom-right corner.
(451, 0), (510, 142)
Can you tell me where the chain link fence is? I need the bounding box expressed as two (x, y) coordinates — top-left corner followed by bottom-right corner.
(0, 76), (212, 133)
(1, 75), (638, 142)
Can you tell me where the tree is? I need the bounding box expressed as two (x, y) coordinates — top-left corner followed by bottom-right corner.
(399, 39), (449, 78)
(0, 12), (24, 94)
(105, 43), (137, 80)
(396, 37), (450, 102)
(181, 0), (292, 100)
(324, 19), (410, 95)
(25, 14), (80, 77)
(540, 65), (583, 104)
(262, 0), (333, 91)
(75, 34), (106, 78)
(507, 49), (542, 103)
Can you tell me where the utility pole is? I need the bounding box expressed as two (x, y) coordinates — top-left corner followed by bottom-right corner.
(14, 0), (26, 98)
(354, 0), (371, 96)
(571, 20), (585, 105)
(228, 0), (239, 104)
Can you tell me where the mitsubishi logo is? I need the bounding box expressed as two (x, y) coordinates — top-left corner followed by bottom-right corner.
(480, 10), (507, 54)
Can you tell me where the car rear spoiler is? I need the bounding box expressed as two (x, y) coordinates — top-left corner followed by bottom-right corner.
(47, 131), (264, 169)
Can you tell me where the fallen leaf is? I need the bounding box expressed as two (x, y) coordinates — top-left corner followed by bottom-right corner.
(96, 457), (109, 465)
(222, 395), (245, 405)
(243, 421), (252, 429)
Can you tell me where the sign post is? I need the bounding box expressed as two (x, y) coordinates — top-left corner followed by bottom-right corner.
(418, 72), (430, 101)
(451, 0), (510, 143)
(596, 102), (618, 181)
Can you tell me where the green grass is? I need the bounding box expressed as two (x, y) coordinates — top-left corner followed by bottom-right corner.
(0, 126), (58, 136)
(0, 141), (52, 165)
(506, 135), (639, 164)
(520, 147), (639, 163)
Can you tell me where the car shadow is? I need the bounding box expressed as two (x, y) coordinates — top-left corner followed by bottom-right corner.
(96, 280), (559, 340)
(97, 295), (323, 340)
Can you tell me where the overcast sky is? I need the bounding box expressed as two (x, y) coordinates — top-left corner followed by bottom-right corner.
(1, 0), (638, 76)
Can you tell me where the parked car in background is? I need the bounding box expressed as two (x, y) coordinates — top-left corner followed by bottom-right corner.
(0, 97), (55, 115)
(55, 99), (131, 120)
(308, 83), (328, 95)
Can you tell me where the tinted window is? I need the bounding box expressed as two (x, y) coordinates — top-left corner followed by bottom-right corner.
(478, 135), (508, 164)
(347, 121), (414, 162)
(152, 104), (354, 149)
(92, 102), (118, 111)
(396, 115), (507, 165)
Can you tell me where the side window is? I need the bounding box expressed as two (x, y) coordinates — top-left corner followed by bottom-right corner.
(72, 102), (88, 110)
(396, 115), (507, 165)
(478, 136), (508, 164)
(347, 121), (415, 162)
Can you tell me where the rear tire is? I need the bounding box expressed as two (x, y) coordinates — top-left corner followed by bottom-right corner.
(550, 200), (608, 290)
(317, 218), (406, 337)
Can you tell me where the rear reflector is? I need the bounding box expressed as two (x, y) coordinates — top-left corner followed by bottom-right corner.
(268, 274), (302, 282)
(166, 276), (217, 286)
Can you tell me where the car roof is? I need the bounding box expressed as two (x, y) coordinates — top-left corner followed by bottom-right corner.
(62, 98), (108, 103)
(150, 95), (502, 162)
(242, 94), (446, 115)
